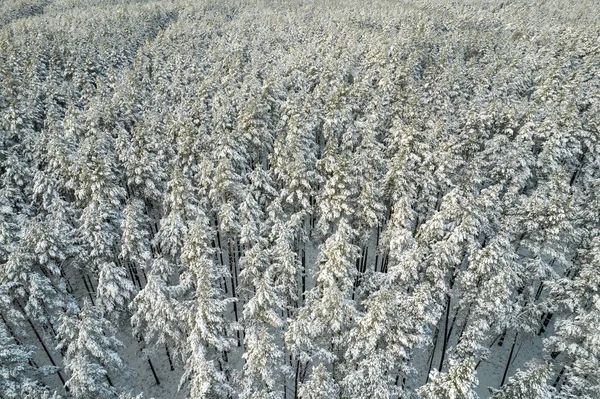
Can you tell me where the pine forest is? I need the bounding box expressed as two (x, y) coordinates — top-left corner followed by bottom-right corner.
(1, 0), (599, 398)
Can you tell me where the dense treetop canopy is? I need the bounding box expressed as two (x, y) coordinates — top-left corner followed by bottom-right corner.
(0, 0), (599, 398)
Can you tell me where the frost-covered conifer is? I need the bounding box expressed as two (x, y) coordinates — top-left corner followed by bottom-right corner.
(491, 361), (553, 399)
(543, 233), (600, 398)
(287, 219), (359, 391)
(343, 203), (431, 399)
(57, 302), (124, 399)
(417, 358), (478, 399)
(0, 324), (55, 399)
(155, 167), (197, 260)
(179, 212), (233, 398)
(238, 170), (286, 399)
(271, 90), (318, 218)
(298, 364), (338, 399)
(130, 257), (185, 358)
(120, 199), (152, 282)
(1, 2), (600, 398)
(69, 106), (134, 317)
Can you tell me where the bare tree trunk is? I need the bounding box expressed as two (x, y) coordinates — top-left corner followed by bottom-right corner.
(538, 312), (553, 335)
(80, 270), (95, 305)
(165, 344), (174, 371)
(14, 301), (68, 390)
(438, 293), (451, 372)
(0, 312), (39, 368)
(426, 327), (439, 384)
(374, 226), (380, 272)
(294, 359), (300, 399)
(228, 240), (241, 347)
(301, 249), (306, 304)
(148, 359), (160, 385)
(500, 332), (518, 386)
(553, 366), (565, 389)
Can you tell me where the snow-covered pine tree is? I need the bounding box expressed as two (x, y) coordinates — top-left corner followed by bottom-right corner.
(120, 198), (152, 289)
(238, 169), (286, 399)
(2, 216), (67, 328)
(490, 361), (553, 399)
(0, 323), (58, 399)
(57, 301), (125, 399)
(68, 105), (134, 318)
(130, 257), (185, 361)
(543, 233), (600, 398)
(155, 166), (197, 261)
(287, 218), (359, 396)
(297, 363), (338, 399)
(179, 211), (234, 398)
(417, 358), (478, 399)
(271, 89), (318, 220)
(351, 101), (386, 243)
(343, 201), (431, 399)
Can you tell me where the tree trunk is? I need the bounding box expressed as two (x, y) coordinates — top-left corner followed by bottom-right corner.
(553, 366), (565, 389)
(374, 226), (380, 272)
(15, 301), (68, 390)
(426, 327), (439, 384)
(165, 344), (174, 371)
(228, 240), (241, 347)
(500, 332), (518, 386)
(80, 270), (95, 305)
(538, 312), (553, 335)
(294, 359), (300, 399)
(301, 249), (306, 304)
(438, 293), (451, 372)
(148, 358), (160, 385)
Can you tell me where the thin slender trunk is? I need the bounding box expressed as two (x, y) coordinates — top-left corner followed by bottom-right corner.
(538, 312), (553, 335)
(61, 270), (75, 295)
(237, 241), (243, 278)
(15, 301), (67, 389)
(216, 224), (225, 268)
(228, 240), (241, 347)
(374, 226), (380, 272)
(154, 222), (163, 254)
(214, 221), (229, 295)
(165, 344), (174, 371)
(381, 254), (389, 273)
(425, 327), (439, 384)
(413, 216), (420, 236)
(80, 270), (95, 305)
(300, 361), (309, 384)
(553, 366), (565, 389)
(301, 249), (306, 304)
(148, 359), (160, 385)
(106, 373), (113, 387)
(121, 258), (136, 286)
(352, 251), (361, 300)
(86, 273), (95, 294)
(534, 281), (544, 301)
(569, 150), (586, 187)
(130, 262), (143, 289)
(500, 332), (518, 386)
(294, 359), (300, 399)
(446, 305), (460, 342)
(438, 294), (451, 372)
